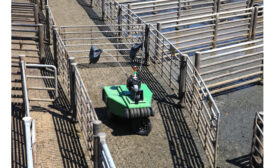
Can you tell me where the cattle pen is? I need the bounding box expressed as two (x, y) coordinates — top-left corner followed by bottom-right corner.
(11, 0), (264, 168)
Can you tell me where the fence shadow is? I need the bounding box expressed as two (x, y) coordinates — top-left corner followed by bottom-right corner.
(139, 66), (205, 168)
(51, 111), (89, 168)
(31, 105), (89, 167)
(41, 41), (71, 113)
(11, 104), (27, 168)
(226, 154), (251, 168)
(74, 0), (206, 167)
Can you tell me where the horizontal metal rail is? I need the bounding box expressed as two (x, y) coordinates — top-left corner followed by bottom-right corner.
(26, 64), (58, 98)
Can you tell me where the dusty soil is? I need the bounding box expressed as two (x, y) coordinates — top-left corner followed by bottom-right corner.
(214, 85), (263, 168)
(49, 0), (210, 167)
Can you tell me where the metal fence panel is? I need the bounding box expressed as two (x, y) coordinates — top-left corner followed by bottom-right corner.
(54, 29), (71, 102)
(250, 111), (263, 168)
(57, 24), (145, 64)
(184, 56), (220, 168)
(74, 65), (98, 154)
(196, 39), (263, 95)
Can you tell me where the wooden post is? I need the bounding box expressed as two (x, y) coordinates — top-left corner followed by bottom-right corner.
(46, 5), (51, 44)
(102, 0), (106, 21)
(144, 24), (150, 66)
(155, 23), (161, 60)
(118, 6), (122, 42)
(70, 59), (77, 121)
(178, 55), (187, 106)
(38, 24), (45, 63)
(34, 4), (39, 24)
(93, 120), (102, 168)
(53, 26), (58, 72)
(176, 0), (181, 30)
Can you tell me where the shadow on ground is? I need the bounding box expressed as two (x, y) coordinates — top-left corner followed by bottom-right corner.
(226, 154), (251, 168)
(74, 0), (207, 167)
(11, 104), (27, 168)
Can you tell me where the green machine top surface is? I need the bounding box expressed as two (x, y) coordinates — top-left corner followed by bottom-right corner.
(103, 84), (153, 109)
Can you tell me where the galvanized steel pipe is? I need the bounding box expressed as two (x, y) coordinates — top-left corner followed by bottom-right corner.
(26, 64), (58, 98)
(20, 58), (30, 117)
(23, 117), (34, 168)
(99, 133), (116, 168)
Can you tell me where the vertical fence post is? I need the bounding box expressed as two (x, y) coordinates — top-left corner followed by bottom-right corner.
(169, 45), (175, 87)
(118, 6), (122, 42)
(144, 24), (150, 65)
(46, 5), (51, 44)
(31, 119), (37, 167)
(216, 0), (220, 13)
(213, 14), (219, 48)
(249, 8), (255, 40)
(195, 52), (201, 73)
(176, 0), (181, 30)
(37, 0), (41, 10)
(41, 0), (44, 10)
(179, 55), (187, 106)
(70, 61), (77, 122)
(52, 26), (58, 72)
(93, 120), (102, 168)
(102, 0), (106, 21)
(94, 134), (100, 168)
(251, 6), (258, 40)
(69, 57), (75, 112)
(214, 114), (220, 168)
(38, 24), (45, 63)
(153, 1), (157, 14)
(155, 23), (161, 60)
(247, 0), (255, 8)
(34, 4), (39, 24)
(23, 117), (34, 168)
(91, 0), (94, 8)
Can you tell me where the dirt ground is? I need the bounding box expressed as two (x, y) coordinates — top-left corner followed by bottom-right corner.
(214, 85), (263, 168)
(12, 0), (263, 167)
(49, 0), (211, 167)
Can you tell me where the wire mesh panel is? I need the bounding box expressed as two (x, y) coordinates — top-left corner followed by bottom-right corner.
(57, 24), (145, 64)
(184, 56), (220, 168)
(250, 111), (263, 168)
(196, 39), (263, 95)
